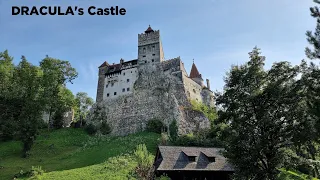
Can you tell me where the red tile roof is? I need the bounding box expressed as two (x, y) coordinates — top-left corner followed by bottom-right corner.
(189, 62), (201, 78)
(98, 61), (109, 68)
(145, 25), (154, 33)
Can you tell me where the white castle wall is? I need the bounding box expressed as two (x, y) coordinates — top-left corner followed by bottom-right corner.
(103, 67), (138, 100)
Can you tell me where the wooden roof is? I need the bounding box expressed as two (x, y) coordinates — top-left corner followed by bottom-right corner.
(156, 146), (234, 171)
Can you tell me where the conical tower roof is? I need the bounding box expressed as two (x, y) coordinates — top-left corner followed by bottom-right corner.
(189, 60), (201, 78)
(145, 25), (154, 33)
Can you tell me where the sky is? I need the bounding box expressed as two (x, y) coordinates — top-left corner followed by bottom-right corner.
(0, 0), (317, 101)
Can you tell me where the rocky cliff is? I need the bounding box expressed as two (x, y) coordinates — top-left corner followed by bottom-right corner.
(87, 61), (210, 136)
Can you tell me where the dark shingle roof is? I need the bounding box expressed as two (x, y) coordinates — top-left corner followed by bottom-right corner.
(189, 62), (201, 79)
(157, 146), (234, 171)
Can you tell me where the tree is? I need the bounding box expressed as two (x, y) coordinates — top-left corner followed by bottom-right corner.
(306, 0), (320, 60)
(216, 47), (301, 179)
(74, 92), (94, 126)
(13, 56), (44, 157)
(0, 50), (16, 141)
(39, 56), (78, 130)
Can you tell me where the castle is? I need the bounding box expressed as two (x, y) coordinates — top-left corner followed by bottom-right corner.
(89, 26), (214, 136)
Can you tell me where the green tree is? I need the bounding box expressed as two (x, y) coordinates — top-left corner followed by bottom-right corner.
(0, 50), (16, 141)
(39, 56), (77, 130)
(216, 47), (301, 179)
(74, 92), (94, 125)
(14, 56), (44, 157)
(306, 0), (320, 60)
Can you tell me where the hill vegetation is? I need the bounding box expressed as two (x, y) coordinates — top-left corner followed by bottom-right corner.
(0, 129), (160, 180)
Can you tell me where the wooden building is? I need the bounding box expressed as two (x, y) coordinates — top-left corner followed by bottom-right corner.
(154, 146), (234, 180)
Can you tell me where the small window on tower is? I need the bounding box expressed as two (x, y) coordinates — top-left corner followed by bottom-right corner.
(152, 46), (155, 52)
(122, 88), (125, 92)
(143, 48), (146, 53)
(106, 84), (108, 88)
(152, 59), (154, 62)
(145, 61), (147, 63)
(143, 55), (146, 57)
(111, 83), (114, 87)
(127, 79), (130, 82)
(152, 54), (155, 56)
(107, 93), (109, 97)
(127, 88), (130, 91)
(114, 92), (117, 95)
(123, 73), (125, 76)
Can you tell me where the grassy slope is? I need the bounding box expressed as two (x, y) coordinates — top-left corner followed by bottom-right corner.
(0, 128), (160, 180)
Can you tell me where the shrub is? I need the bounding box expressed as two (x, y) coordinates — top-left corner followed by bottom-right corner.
(146, 119), (165, 133)
(100, 121), (112, 135)
(169, 120), (178, 142)
(134, 144), (155, 179)
(85, 123), (98, 135)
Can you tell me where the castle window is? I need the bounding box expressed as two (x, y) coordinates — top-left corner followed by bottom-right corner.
(122, 88), (125, 92)
(107, 93), (109, 97)
(143, 48), (146, 53)
(145, 61), (147, 63)
(143, 55), (146, 57)
(106, 84), (108, 88)
(152, 46), (155, 51)
(152, 59), (154, 62)
(111, 83), (114, 87)
(131, 71), (132, 73)
(127, 88), (130, 91)
(114, 92), (117, 95)
(152, 54), (155, 56)
(127, 79), (130, 82)
(123, 73), (125, 75)
(193, 89), (196, 93)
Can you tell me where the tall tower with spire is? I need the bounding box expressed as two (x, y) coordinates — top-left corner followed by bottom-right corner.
(189, 60), (205, 87)
(137, 25), (165, 65)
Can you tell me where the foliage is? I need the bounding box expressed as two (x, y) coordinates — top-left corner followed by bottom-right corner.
(169, 120), (178, 142)
(190, 100), (217, 121)
(173, 131), (223, 147)
(215, 47), (304, 179)
(0, 128), (160, 179)
(85, 123), (98, 135)
(0, 51), (78, 158)
(74, 92), (94, 124)
(39, 55), (78, 130)
(100, 121), (112, 135)
(277, 168), (319, 180)
(155, 174), (171, 180)
(305, 0), (320, 60)
(133, 144), (155, 180)
(146, 118), (166, 134)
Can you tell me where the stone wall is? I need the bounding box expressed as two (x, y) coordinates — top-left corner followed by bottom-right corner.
(87, 59), (211, 136)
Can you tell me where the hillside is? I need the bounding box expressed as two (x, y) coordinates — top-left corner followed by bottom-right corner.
(0, 128), (160, 180)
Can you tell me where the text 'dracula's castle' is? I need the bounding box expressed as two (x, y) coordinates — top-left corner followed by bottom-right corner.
(88, 26), (214, 136)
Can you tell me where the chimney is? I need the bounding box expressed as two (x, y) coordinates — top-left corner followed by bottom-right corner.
(206, 79), (210, 90)
(120, 58), (124, 64)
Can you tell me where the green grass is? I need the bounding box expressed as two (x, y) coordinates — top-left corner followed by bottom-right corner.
(0, 128), (160, 180)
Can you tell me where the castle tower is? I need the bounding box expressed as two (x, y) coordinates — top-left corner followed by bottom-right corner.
(96, 61), (109, 102)
(138, 25), (165, 65)
(189, 60), (204, 87)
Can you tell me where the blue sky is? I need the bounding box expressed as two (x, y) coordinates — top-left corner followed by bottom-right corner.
(0, 0), (316, 100)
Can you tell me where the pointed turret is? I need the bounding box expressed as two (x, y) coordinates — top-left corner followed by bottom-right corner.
(189, 60), (201, 79)
(189, 60), (204, 87)
(145, 25), (154, 33)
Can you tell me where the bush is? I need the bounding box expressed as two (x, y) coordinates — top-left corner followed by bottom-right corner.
(100, 122), (112, 135)
(146, 119), (165, 133)
(85, 123), (98, 135)
(133, 144), (155, 179)
(169, 120), (178, 142)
